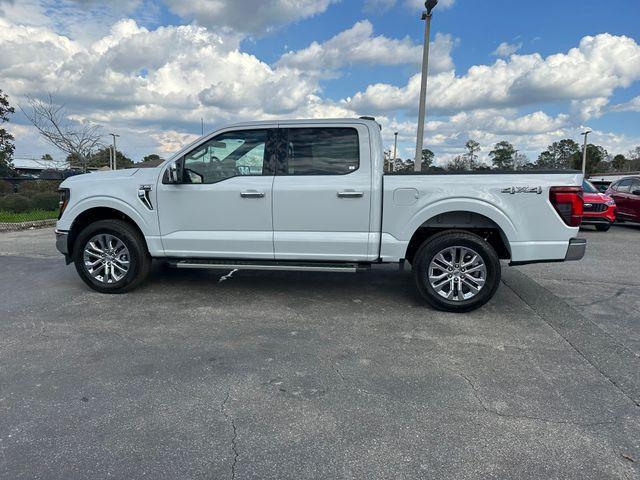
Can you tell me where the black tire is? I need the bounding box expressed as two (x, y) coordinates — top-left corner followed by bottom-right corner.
(413, 231), (501, 313)
(595, 223), (611, 232)
(72, 219), (151, 294)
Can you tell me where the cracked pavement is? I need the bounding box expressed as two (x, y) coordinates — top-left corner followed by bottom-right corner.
(0, 227), (639, 479)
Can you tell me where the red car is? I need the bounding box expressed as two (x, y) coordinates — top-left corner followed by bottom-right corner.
(581, 180), (616, 231)
(605, 176), (640, 224)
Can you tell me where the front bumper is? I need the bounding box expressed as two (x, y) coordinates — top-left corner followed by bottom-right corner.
(55, 229), (72, 264)
(564, 238), (587, 261)
(582, 205), (616, 225)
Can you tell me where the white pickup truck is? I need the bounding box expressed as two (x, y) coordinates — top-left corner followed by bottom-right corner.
(55, 118), (586, 312)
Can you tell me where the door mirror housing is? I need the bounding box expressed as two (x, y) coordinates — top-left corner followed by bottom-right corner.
(163, 160), (182, 184)
(632, 189), (640, 196)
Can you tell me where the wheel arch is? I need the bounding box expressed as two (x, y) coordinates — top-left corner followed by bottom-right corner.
(405, 210), (511, 263)
(67, 206), (148, 256)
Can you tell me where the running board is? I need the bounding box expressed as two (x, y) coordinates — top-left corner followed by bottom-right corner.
(168, 259), (370, 273)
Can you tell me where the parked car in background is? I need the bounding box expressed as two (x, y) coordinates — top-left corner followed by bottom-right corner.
(581, 180), (616, 231)
(605, 176), (640, 224)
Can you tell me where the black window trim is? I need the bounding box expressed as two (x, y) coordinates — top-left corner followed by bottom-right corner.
(277, 126), (361, 177)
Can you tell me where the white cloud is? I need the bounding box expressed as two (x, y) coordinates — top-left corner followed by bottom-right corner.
(0, 0), (157, 43)
(1, 4), (638, 163)
(610, 96), (640, 113)
(162, 0), (338, 36)
(277, 20), (455, 75)
(0, 15), (358, 158)
(571, 97), (610, 121)
(151, 130), (200, 154)
(492, 41), (522, 57)
(346, 34), (640, 116)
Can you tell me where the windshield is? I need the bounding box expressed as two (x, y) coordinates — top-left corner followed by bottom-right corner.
(582, 180), (599, 194)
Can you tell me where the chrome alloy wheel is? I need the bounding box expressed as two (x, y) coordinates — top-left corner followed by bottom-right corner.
(428, 246), (487, 301)
(83, 234), (131, 284)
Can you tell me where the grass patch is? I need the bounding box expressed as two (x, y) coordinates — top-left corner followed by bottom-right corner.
(0, 210), (58, 223)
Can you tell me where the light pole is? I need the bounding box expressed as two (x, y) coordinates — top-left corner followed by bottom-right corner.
(109, 133), (120, 170)
(581, 131), (591, 176)
(393, 132), (398, 172)
(414, 0), (438, 172)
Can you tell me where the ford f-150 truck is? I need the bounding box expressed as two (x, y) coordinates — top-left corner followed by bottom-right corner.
(55, 118), (586, 312)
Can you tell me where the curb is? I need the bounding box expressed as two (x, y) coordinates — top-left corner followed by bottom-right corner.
(0, 219), (56, 232)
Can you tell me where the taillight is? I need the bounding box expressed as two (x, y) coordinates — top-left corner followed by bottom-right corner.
(549, 186), (583, 227)
(58, 188), (70, 219)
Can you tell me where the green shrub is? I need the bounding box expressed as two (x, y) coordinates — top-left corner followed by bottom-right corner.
(31, 192), (59, 211)
(0, 180), (13, 196)
(18, 180), (60, 196)
(0, 194), (34, 213)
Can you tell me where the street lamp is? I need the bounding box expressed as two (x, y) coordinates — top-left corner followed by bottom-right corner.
(109, 133), (120, 170)
(581, 131), (591, 176)
(393, 132), (399, 172)
(414, 0), (438, 172)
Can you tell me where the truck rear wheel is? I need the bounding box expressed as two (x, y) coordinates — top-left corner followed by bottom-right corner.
(72, 219), (151, 294)
(413, 231), (501, 313)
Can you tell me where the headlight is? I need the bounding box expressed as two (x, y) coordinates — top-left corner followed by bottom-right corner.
(58, 188), (70, 219)
(605, 199), (615, 206)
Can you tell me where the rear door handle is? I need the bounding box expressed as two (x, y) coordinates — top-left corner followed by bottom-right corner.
(337, 191), (364, 198)
(240, 191), (265, 198)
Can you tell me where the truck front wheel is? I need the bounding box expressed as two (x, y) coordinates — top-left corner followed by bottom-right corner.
(413, 231), (501, 313)
(72, 219), (151, 294)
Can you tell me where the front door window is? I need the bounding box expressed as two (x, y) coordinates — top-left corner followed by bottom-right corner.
(183, 130), (269, 184)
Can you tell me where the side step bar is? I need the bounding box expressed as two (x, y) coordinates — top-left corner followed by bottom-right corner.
(167, 259), (370, 273)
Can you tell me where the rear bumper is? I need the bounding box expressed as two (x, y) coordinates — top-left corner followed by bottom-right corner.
(564, 238), (586, 261)
(510, 237), (586, 266)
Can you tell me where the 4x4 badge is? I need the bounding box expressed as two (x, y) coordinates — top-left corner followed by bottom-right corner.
(501, 186), (543, 195)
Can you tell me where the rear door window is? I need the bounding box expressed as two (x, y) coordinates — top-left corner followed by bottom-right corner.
(281, 128), (359, 175)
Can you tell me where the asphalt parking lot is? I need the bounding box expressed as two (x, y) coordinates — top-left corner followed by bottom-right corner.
(1, 226), (639, 479)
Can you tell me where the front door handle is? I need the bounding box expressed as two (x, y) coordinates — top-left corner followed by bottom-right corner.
(240, 191), (265, 198)
(337, 191), (364, 198)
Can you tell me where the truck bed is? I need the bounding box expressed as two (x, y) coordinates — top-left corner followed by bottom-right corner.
(380, 170), (583, 264)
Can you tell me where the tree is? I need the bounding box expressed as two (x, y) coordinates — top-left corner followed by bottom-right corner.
(447, 155), (469, 171)
(489, 141), (516, 170)
(0, 89), (16, 177)
(627, 147), (640, 171)
(536, 139), (580, 169)
(612, 154), (627, 172)
(421, 149), (434, 169)
(514, 152), (531, 170)
(68, 147), (134, 169)
(142, 154), (162, 163)
(465, 140), (481, 169)
(570, 144), (608, 175)
(21, 94), (104, 172)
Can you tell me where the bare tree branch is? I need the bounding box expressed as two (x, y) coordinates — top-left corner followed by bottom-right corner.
(20, 94), (104, 171)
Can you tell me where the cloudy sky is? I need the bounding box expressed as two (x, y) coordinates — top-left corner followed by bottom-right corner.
(1, 0), (639, 165)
